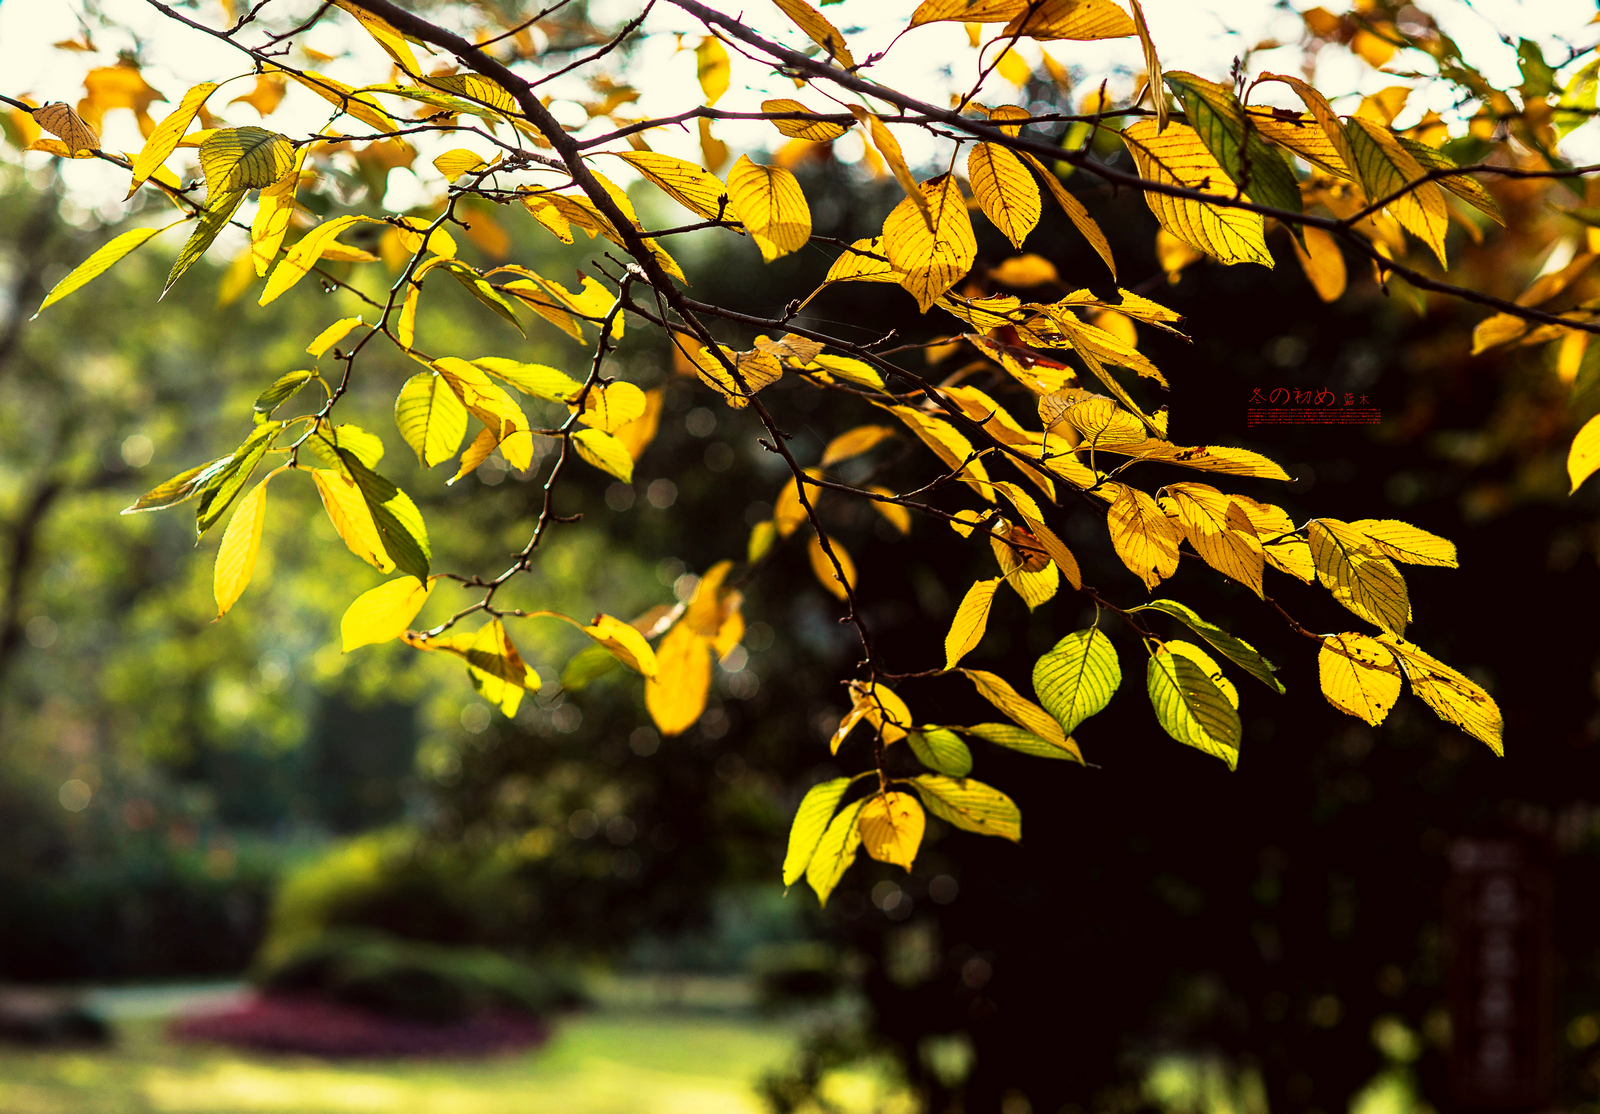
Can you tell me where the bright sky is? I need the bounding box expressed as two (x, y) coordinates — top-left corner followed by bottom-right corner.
(1, 0), (1596, 220)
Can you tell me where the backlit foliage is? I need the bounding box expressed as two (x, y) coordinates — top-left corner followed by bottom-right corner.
(8, 0), (1594, 906)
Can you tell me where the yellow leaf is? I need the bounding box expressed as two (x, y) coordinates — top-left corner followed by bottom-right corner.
(448, 428), (499, 485)
(199, 126), (295, 193)
(1019, 152), (1116, 278)
(433, 147), (488, 181)
(866, 488), (912, 534)
(1318, 632), (1401, 725)
(911, 0), (1028, 27)
(883, 175), (977, 312)
(283, 68), (398, 133)
(822, 237), (901, 286)
(613, 151), (730, 221)
(989, 253), (1060, 286)
(1106, 483), (1181, 590)
(858, 792), (926, 870)
(575, 381), (648, 432)
(761, 98), (849, 142)
(821, 424), (896, 466)
(614, 388), (663, 460)
(584, 613), (659, 676)
(33, 102), (100, 154)
(809, 354), (887, 389)
(851, 108), (930, 230)
(1232, 496), (1314, 582)
(696, 36), (731, 105)
(773, 471), (813, 538)
(331, 0), (419, 72)
(883, 405), (992, 495)
(646, 622), (713, 735)
(1291, 225), (1347, 302)
(395, 371), (469, 468)
(341, 576), (436, 652)
(1002, 0), (1135, 39)
(311, 468), (392, 572)
(833, 680), (914, 751)
(1378, 635), (1503, 755)
(962, 668), (1081, 757)
(250, 146), (306, 276)
(808, 534), (855, 600)
(967, 143), (1041, 249)
(1350, 27), (1396, 69)
(806, 799), (866, 906)
(772, 0), (855, 66)
(462, 620), (539, 717)
(1129, 0), (1166, 130)
(1166, 483), (1264, 597)
(748, 519), (778, 564)
(726, 155), (812, 262)
(1344, 117), (1448, 267)
(1120, 120), (1272, 267)
(260, 215), (382, 306)
(307, 315), (364, 358)
(213, 476), (269, 618)
(699, 117), (729, 173)
(688, 343), (783, 408)
(1307, 518), (1411, 636)
(572, 428), (634, 483)
(994, 47), (1032, 86)
(946, 577), (1002, 670)
(1569, 413), (1600, 493)
(127, 82), (216, 198)
(33, 223), (176, 317)
(1347, 519), (1458, 568)
(397, 283), (420, 349)
(1247, 105), (1350, 178)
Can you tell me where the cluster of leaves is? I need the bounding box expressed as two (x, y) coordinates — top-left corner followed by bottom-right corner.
(10, 0), (1589, 907)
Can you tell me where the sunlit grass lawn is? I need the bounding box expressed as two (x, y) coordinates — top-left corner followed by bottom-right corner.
(0, 984), (857, 1114)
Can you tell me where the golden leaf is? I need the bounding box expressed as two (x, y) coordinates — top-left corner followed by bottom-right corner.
(127, 82), (216, 198)
(882, 174), (977, 312)
(1347, 519), (1458, 568)
(1291, 225), (1347, 302)
(1569, 412), (1600, 493)
(946, 577), (1001, 671)
(1307, 518), (1411, 636)
(1106, 483), (1181, 590)
(341, 576), (436, 652)
(910, 0), (1029, 27)
(394, 371), (469, 468)
(1166, 483), (1264, 597)
(1318, 632), (1401, 725)
(613, 150), (730, 221)
(771, 0), (855, 67)
(307, 315), (364, 359)
(1019, 151), (1117, 277)
(808, 534), (855, 600)
(761, 98), (849, 142)
(1344, 116), (1448, 267)
(1002, 0), (1136, 39)
(726, 155), (812, 262)
(1378, 635), (1503, 755)
(821, 425), (896, 466)
(962, 668), (1081, 757)
(646, 622), (713, 736)
(696, 36), (731, 105)
(575, 381), (648, 433)
(1120, 119), (1272, 267)
(583, 614), (659, 676)
(967, 142), (1041, 249)
(858, 792), (926, 870)
(311, 468), (392, 572)
(213, 476), (269, 618)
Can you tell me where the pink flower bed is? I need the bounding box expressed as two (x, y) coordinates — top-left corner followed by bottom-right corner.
(169, 993), (550, 1059)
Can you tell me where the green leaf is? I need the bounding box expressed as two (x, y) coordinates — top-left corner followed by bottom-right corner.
(1134, 599), (1284, 693)
(805, 798), (866, 906)
(254, 370), (315, 419)
(1031, 627), (1121, 736)
(473, 358), (583, 402)
(907, 728), (973, 777)
(1146, 645), (1241, 769)
(911, 774), (1021, 842)
(783, 777), (853, 886)
(307, 422), (386, 472)
(560, 643), (619, 691)
(355, 82), (504, 122)
(34, 223), (175, 317)
(195, 422), (280, 535)
(1165, 71), (1302, 230)
(338, 451), (431, 582)
(199, 126), (296, 193)
(121, 455), (231, 515)
(165, 188), (247, 296)
(959, 722), (1080, 762)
